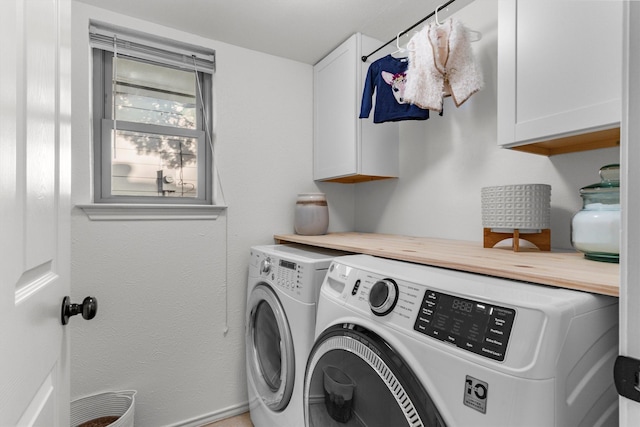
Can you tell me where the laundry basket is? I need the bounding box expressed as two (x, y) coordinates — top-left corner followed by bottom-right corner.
(70, 390), (136, 427)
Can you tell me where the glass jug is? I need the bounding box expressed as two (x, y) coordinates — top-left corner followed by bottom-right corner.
(571, 164), (620, 262)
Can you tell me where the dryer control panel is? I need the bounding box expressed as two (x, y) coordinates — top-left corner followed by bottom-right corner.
(251, 244), (343, 304)
(413, 290), (515, 361)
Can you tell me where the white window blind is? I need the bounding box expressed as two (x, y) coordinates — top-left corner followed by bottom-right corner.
(89, 21), (215, 74)
(90, 21), (215, 205)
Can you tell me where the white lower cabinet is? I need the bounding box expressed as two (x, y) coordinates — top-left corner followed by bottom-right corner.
(313, 33), (399, 183)
(497, 0), (623, 155)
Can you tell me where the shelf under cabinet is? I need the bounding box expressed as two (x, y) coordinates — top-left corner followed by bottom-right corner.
(507, 127), (621, 156)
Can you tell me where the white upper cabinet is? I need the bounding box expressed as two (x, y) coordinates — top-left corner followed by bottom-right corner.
(498, 0), (622, 155)
(314, 33), (399, 183)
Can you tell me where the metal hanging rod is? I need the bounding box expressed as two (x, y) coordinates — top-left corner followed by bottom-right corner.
(361, 0), (457, 62)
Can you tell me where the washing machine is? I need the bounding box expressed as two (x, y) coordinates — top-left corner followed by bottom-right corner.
(304, 254), (619, 427)
(246, 244), (345, 427)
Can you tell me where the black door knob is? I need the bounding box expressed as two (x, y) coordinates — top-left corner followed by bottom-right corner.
(61, 296), (98, 325)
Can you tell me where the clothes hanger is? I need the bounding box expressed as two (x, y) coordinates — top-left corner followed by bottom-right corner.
(434, 3), (445, 25)
(391, 31), (415, 57)
(434, 3), (483, 42)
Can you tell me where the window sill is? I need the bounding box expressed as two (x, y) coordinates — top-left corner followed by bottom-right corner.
(77, 204), (227, 221)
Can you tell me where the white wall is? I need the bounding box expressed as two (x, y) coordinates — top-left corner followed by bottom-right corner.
(70, 3), (353, 426)
(352, 0), (620, 249)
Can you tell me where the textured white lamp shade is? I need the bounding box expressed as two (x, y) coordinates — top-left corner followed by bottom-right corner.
(481, 184), (551, 230)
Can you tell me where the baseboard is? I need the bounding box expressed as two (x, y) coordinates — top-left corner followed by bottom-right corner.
(166, 401), (250, 427)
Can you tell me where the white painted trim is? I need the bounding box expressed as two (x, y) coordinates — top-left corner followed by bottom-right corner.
(77, 204), (226, 220)
(620, 0), (640, 423)
(167, 402), (249, 427)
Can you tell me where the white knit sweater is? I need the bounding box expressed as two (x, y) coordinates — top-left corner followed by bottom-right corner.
(404, 19), (483, 111)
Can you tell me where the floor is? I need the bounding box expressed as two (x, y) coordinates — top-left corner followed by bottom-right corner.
(201, 412), (253, 427)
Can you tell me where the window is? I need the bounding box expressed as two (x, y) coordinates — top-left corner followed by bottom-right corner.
(90, 23), (215, 204)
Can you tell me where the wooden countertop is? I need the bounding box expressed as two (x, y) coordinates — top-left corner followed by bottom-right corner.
(273, 232), (620, 297)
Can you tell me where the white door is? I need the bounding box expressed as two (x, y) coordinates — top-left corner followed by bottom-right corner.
(620, 1), (640, 425)
(0, 0), (71, 425)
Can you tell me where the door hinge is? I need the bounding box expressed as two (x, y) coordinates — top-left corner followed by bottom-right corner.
(614, 355), (640, 402)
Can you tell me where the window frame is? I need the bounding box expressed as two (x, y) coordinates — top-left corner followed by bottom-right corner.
(91, 41), (214, 205)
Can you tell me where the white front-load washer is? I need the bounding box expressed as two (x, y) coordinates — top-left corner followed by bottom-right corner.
(246, 244), (345, 427)
(304, 254), (619, 427)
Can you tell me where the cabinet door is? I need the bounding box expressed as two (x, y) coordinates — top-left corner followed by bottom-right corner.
(498, 0), (622, 150)
(313, 35), (359, 180)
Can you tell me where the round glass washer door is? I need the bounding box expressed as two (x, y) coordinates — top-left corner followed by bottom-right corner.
(304, 324), (446, 427)
(246, 283), (295, 411)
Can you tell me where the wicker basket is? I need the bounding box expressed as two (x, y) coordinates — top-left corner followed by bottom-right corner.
(71, 391), (136, 427)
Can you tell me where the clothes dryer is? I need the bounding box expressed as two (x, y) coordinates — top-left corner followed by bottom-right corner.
(246, 244), (344, 427)
(304, 254), (619, 427)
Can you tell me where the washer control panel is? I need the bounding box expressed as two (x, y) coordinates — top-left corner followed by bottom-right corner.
(252, 247), (335, 304)
(413, 290), (515, 361)
(263, 257), (305, 294)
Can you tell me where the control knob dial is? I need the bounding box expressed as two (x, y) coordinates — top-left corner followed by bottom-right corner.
(260, 257), (272, 275)
(368, 278), (399, 316)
